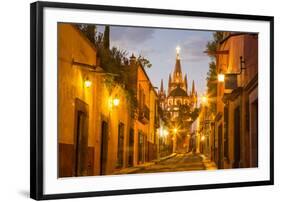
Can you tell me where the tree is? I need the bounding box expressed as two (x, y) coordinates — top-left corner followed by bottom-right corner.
(206, 61), (217, 114)
(206, 32), (224, 59)
(78, 24), (152, 117)
(78, 24), (97, 45)
(103, 25), (110, 50)
(205, 31), (224, 114)
(137, 55), (152, 68)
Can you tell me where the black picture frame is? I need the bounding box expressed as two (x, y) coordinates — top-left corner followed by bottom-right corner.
(30, 1), (274, 200)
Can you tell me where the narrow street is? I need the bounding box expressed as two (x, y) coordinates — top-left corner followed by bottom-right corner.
(114, 152), (216, 175)
(134, 153), (205, 173)
(57, 24), (259, 177)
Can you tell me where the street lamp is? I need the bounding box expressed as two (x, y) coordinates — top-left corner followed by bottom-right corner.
(218, 73), (225, 82)
(201, 135), (205, 141)
(113, 97), (120, 107)
(201, 95), (208, 105)
(108, 96), (120, 109)
(84, 77), (92, 88)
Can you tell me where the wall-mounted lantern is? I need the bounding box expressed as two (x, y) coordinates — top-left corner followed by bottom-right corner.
(84, 77), (92, 88)
(218, 73), (225, 82)
(217, 56), (246, 90)
(113, 97), (120, 107)
(108, 96), (120, 109)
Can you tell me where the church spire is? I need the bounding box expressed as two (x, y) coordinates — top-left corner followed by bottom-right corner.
(192, 80), (195, 95)
(184, 74), (188, 92)
(173, 46), (183, 83)
(168, 74), (172, 94)
(168, 74), (172, 84)
(176, 45), (180, 60)
(160, 79), (164, 92)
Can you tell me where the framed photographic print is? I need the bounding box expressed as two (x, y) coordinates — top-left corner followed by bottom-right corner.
(30, 1), (274, 200)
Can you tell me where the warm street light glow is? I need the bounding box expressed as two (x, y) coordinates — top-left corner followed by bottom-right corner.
(160, 127), (169, 137)
(201, 135), (205, 141)
(108, 97), (120, 109)
(173, 128), (178, 134)
(164, 129), (169, 136)
(201, 95), (208, 105)
(218, 73), (225, 82)
(84, 77), (92, 88)
(113, 97), (120, 106)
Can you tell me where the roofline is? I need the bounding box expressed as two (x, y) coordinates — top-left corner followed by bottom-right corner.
(67, 23), (98, 52)
(220, 32), (258, 45)
(137, 63), (159, 96)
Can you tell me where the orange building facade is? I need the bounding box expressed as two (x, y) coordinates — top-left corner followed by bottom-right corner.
(213, 33), (258, 169)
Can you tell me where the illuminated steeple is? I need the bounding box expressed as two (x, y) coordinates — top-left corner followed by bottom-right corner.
(184, 74), (188, 92)
(176, 45), (180, 60)
(173, 46), (183, 83)
(192, 80), (195, 95)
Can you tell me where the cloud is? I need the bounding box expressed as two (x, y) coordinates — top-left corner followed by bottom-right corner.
(110, 26), (156, 57)
(181, 35), (210, 62)
(111, 26), (155, 43)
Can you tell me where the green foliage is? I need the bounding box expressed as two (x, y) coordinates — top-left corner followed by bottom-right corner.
(206, 32), (224, 59)
(205, 32), (224, 114)
(206, 61), (217, 114)
(103, 25), (110, 50)
(77, 24), (97, 45)
(206, 61), (217, 97)
(137, 55), (152, 68)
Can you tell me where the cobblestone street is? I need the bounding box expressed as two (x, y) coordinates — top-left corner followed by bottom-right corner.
(114, 152), (217, 175)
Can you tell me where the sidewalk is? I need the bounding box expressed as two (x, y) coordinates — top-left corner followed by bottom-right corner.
(200, 154), (217, 170)
(113, 153), (177, 175)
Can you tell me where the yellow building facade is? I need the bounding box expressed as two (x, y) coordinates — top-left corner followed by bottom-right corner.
(58, 24), (132, 177)
(58, 24), (160, 177)
(128, 55), (160, 165)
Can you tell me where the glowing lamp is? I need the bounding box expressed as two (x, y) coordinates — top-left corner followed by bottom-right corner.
(201, 135), (205, 141)
(201, 96), (208, 105)
(113, 98), (120, 106)
(218, 73), (225, 82)
(176, 46), (180, 54)
(84, 77), (92, 88)
(163, 129), (169, 136)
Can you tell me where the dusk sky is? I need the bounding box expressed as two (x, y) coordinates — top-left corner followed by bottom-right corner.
(97, 25), (214, 97)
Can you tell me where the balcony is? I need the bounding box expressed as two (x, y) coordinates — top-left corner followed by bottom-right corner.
(138, 105), (150, 124)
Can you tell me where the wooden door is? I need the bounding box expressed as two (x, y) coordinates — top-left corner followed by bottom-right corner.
(100, 121), (108, 175)
(234, 106), (241, 168)
(73, 99), (89, 176)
